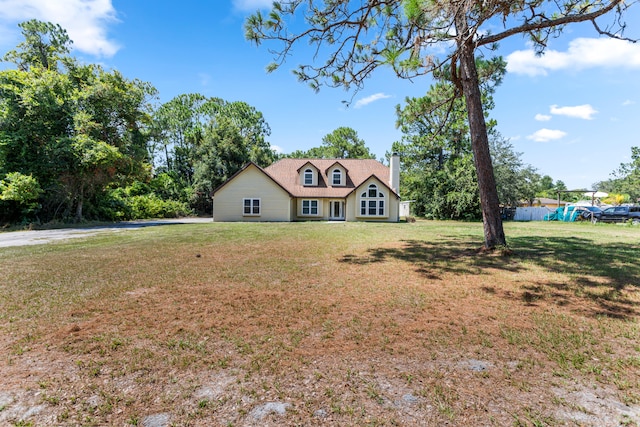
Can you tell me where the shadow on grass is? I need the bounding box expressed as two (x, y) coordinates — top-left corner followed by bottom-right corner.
(508, 236), (639, 319)
(340, 238), (519, 278)
(340, 236), (639, 319)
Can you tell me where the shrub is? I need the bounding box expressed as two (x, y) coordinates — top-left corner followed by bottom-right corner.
(128, 194), (191, 219)
(96, 188), (192, 221)
(0, 172), (43, 223)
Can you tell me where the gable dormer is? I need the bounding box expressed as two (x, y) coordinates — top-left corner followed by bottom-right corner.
(325, 162), (347, 187)
(297, 162), (319, 186)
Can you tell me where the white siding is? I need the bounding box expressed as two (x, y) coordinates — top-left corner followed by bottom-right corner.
(213, 165), (292, 222)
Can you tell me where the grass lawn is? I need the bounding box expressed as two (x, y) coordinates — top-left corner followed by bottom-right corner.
(1, 220), (639, 426)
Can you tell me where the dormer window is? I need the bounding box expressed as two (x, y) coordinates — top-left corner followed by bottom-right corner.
(304, 168), (313, 186)
(332, 169), (342, 186)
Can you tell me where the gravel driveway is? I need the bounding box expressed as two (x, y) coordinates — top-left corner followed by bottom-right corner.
(0, 217), (212, 248)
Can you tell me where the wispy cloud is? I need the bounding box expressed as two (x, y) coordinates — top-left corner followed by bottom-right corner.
(232, 0), (273, 11)
(550, 104), (597, 120)
(354, 93), (391, 109)
(535, 114), (551, 122)
(527, 128), (567, 142)
(270, 144), (283, 154)
(0, 0), (120, 57)
(623, 99), (636, 106)
(506, 37), (640, 76)
(198, 72), (211, 87)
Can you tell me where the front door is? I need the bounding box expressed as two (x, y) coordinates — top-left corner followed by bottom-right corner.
(329, 200), (345, 220)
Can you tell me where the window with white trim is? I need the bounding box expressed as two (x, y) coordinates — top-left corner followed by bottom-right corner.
(243, 198), (260, 216)
(332, 168), (342, 186)
(302, 199), (319, 215)
(359, 184), (386, 216)
(304, 168), (313, 186)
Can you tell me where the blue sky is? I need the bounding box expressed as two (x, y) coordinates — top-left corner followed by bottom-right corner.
(0, 0), (639, 190)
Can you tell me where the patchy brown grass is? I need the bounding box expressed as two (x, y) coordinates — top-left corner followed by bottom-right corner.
(0, 220), (639, 426)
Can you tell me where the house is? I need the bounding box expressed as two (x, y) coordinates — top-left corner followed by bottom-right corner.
(212, 154), (401, 222)
(519, 197), (569, 209)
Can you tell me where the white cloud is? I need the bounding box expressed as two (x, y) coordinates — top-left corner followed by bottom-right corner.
(535, 114), (551, 121)
(506, 37), (640, 76)
(232, 0), (273, 11)
(0, 0), (119, 57)
(527, 128), (567, 142)
(550, 104), (597, 120)
(270, 144), (283, 154)
(623, 100), (636, 106)
(198, 72), (211, 87)
(354, 92), (391, 109)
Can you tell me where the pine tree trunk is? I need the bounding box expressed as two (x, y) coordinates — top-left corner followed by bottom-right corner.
(457, 41), (506, 249)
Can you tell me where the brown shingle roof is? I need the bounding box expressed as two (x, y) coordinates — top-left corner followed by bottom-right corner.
(264, 158), (396, 198)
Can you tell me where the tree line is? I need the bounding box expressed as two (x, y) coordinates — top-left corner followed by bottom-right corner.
(0, 20), (280, 224)
(1, 19), (638, 227)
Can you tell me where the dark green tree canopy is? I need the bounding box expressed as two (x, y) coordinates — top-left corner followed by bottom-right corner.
(321, 127), (375, 159)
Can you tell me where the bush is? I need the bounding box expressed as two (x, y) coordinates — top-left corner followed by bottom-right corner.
(128, 194), (192, 219)
(96, 187), (192, 221)
(0, 172), (43, 223)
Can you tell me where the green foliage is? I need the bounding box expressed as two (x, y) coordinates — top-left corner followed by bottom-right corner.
(2, 19), (71, 71)
(127, 194), (191, 220)
(0, 171), (42, 221)
(151, 95), (275, 214)
(97, 184), (192, 221)
(245, 1), (631, 94)
(149, 172), (194, 204)
(596, 146), (640, 202)
(0, 20), (156, 223)
(320, 127), (375, 159)
(0, 172), (42, 205)
(285, 127), (375, 159)
(0, 20), (278, 225)
(490, 136), (539, 207)
(394, 58), (537, 219)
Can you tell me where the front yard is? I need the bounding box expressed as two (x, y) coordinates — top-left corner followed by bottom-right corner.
(1, 220), (639, 426)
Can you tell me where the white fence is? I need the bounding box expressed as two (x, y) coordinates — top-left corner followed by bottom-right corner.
(514, 207), (554, 221)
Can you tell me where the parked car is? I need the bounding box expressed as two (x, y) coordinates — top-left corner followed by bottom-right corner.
(597, 206), (640, 224)
(579, 205), (603, 220)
